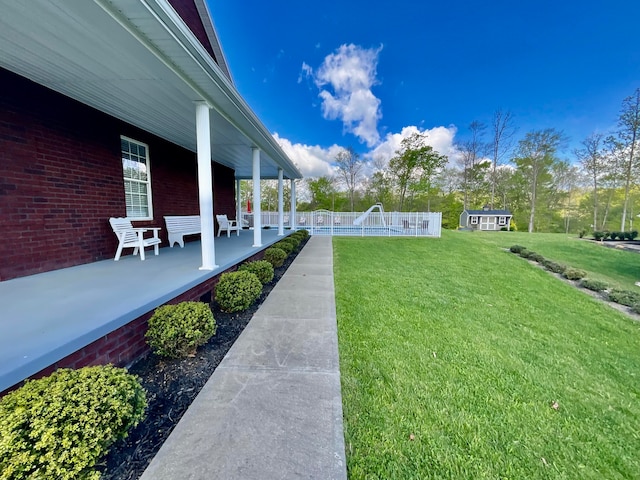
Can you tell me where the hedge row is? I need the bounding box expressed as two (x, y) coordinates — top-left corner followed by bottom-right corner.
(509, 244), (640, 313)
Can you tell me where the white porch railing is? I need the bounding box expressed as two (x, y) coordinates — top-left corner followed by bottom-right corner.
(241, 210), (442, 237)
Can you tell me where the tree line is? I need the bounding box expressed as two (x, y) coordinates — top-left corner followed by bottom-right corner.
(250, 88), (640, 234)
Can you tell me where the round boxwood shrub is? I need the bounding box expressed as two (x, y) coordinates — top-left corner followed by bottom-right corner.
(238, 260), (274, 285)
(529, 252), (545, 263)
(563, 267), (587, 281)
(293, 229), (309, 239)
(215, 270), (262, 312)
(509, 245), (526, 254)
(580, 278), (609, 292)
(146, 302), (216, 358)
(541, 259), (567, 274)
(0, 365), (146, 480)
(518, 248), (535, 259)
(275, 241), (294, 255)
(608, 288), (640, 307)
(264, 247), (287, 268)
(283, 236), (300, 248)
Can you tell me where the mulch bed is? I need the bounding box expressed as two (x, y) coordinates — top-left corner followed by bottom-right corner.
(98, 236), (308, 480)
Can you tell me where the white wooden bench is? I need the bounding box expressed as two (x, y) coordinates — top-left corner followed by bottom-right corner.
(164, 215), (201, 248)
(109, 217), (161, 261)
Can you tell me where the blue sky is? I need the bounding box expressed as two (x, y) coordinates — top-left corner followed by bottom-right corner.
(208, 0), (640, 178)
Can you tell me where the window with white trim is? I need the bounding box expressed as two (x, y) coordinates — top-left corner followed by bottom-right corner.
(470, 216), (478, 225)
(498, 216), (507, 225)
(121, 136), (153, 219)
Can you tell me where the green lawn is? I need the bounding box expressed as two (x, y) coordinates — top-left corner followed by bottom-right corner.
(334, 231), (640, 479)
(470, 231), (640, 290)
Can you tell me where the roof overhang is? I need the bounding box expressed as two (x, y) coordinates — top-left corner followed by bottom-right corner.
(0, 0), (302, 180)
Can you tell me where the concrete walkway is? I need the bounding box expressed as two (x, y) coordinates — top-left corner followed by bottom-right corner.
(140, 236), (347, 480)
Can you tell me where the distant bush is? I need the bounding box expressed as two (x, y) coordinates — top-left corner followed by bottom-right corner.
(593, 231), (609, 241)
(630, 303), (640, 315)
(609, 231), (619, 241)
(509, 245), (526, 254)
(215, 270), (262, 313)
(563, 267), (587, 281)
(0, 365), (146, 480)
(580, 278), (609, 292)
(541, 259), (567, 274)
(529, 252), (546, 263)
(519, 249), (535, 259)
(238, 260), (274, 285)
(578, 228), (586, 238)
(631, 230), (639, 240)
(146, 302), (216, 358)
(264, 247), (287, 268)
(608, 288), (640, 307)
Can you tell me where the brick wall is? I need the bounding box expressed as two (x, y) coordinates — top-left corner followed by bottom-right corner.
(0, 69), (236, 281)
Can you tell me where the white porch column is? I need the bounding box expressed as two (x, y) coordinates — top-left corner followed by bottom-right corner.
(277, 168), (284, 236)
(290, 179), (296, 230)
(235, 178), (242, 225)
(195, 101), (217, 270)
(252, 147), (262, 247)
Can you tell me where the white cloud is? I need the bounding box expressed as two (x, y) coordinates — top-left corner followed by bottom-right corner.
(298, 62), (313, 84)
(305, 44), (383, 147)
(367, 125), (460, 169)
(273, 133), (342, 178)
(273, 125), (462, 183)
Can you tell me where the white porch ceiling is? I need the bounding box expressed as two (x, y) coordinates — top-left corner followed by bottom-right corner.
(0, 0), (302, 180)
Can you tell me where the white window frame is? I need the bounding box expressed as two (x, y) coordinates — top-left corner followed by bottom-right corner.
(470, 216), (478, 225)
(121, 136), (153, 220)
(498, 216), (507, 225)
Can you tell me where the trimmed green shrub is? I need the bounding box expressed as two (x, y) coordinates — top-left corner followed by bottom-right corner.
(264, 247), (287, 268)
(608, 288), (640, 307)
(146, 302), (216, 358)
(578, 228), (586, 238)
(609, 231), (619, 241)
(563, 267), (587, 281)
(293, 228), (309, 239)
(541, 259), (567, 274)
(631, 230), (638, 240)
(593, 231), (609, 241)
(215, 270), (262, 312)
(529, 252), (545, 263)
(518, 249), (534, 259)
(275, 241), (294, 255)
(283, 235), (301, 247)
(0, 365), (146, 480)
(580, 278), (609, 292)
(238, 260), (274, 285)
(509, 245), (526, 254)
(624, 231), (634, 240)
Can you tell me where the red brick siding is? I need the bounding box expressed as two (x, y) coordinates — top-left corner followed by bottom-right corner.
(0, 69), (237, 280)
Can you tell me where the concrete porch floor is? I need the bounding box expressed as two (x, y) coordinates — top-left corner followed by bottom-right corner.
(0, 229), (290, 392)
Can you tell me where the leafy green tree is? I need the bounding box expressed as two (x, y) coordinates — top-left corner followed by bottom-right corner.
(512, 129), (565, 232)
(307, 176), (338, 210)
(388, 132), (448, 211)
(334, 146), (364, 211)
(615, 88), (640, 231)
(575, 132), (606, 229)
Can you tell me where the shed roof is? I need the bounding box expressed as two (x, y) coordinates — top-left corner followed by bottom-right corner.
(465, 209), (512, 215)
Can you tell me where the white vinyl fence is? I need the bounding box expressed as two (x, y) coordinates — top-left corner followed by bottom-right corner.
(242, 209), (442, 237)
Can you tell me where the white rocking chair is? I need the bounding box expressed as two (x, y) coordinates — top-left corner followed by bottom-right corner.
(216, 214), (240, 237)
(109, 217), (161, 261)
